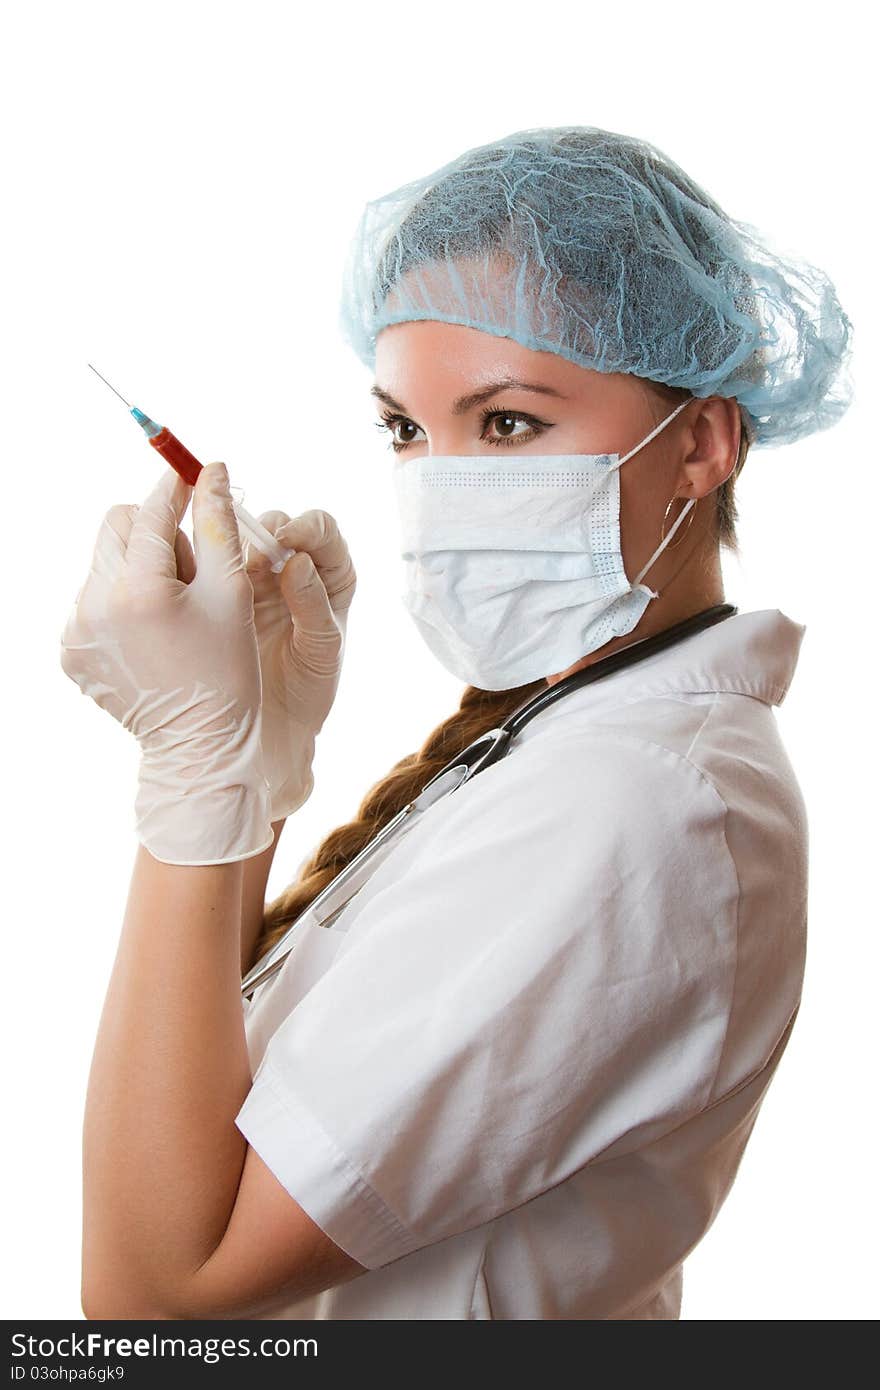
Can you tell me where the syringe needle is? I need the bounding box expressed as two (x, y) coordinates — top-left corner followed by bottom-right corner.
(89, 365), (294, 572)
(90, 366), (294, 572)
(87, 363), (133, 408)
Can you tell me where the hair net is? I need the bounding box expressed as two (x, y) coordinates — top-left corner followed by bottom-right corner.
(338, 125), (854, 448)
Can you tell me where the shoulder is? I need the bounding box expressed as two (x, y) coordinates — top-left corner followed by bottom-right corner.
(435, 717), (731, 852)
(507, 682), (808, 832)
(380, 722), (742, 969)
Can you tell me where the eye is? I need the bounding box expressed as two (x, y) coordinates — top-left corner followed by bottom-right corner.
(373, 412), (426, 451)
(373, 407), (550, 453)
(480, 408), (541, 447)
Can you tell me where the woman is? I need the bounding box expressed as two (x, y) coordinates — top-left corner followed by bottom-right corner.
(63, 126), (852, 1320)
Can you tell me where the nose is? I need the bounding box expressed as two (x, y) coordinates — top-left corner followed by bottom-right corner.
(427, 430), (485, 457)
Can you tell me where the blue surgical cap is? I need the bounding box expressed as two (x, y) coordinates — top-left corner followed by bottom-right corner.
(338, 125), (854, 449)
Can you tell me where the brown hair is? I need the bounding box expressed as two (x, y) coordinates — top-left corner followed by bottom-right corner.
(247, 382), (749, 973)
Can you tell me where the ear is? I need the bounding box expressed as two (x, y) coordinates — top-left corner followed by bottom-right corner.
(679, 397), (742, 498)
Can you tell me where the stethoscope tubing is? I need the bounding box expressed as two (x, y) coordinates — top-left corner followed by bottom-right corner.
(240, 602), (737, 999)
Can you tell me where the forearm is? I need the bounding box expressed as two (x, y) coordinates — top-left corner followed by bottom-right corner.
(240, 818), (286, 976)
(82, 843), (253, 1317)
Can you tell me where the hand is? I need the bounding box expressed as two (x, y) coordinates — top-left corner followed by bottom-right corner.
(174, 504), (357, 822)
(60, 463), (274, 866)
(244, 507), (357, 820)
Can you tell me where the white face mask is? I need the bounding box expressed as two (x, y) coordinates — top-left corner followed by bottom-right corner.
(392, 398), (694, 690)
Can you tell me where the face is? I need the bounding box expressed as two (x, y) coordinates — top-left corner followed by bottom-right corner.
(372, 320), (737, 683)
(376, 320), (688, 570)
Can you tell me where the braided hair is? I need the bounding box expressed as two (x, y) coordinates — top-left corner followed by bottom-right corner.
(249, 679), (545, 970)
(248, 379), (749, 973)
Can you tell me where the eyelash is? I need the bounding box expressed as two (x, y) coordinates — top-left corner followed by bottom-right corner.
(373, 406), (549, 453)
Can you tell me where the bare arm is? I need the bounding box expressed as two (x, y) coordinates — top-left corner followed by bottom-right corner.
(239, 818), (287, 977)
(82, 847), (251, 1316)
(82, 839), (363, 1319)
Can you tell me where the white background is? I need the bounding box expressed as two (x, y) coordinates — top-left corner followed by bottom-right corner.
(3, 0), (875, 1320)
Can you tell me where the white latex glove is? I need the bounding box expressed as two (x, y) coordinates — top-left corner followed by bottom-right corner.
(175, 507), (357, 822)
(59, 462), (274, 866)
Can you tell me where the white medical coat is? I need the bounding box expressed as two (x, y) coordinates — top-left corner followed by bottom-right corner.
(235, 607), (809, 1319)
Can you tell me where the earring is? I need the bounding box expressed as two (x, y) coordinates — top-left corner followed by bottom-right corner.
(660, 493), (697, 549)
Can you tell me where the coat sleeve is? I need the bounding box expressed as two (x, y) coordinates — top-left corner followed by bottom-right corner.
(234, 730), (740, 1271)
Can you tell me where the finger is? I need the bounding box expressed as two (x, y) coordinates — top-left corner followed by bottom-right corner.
(246, 508), (293, 567)
(278, 551), (345, 675)
(272, 509), (356, 613)
(92, 503), (139, 582)
(245, 509), (294, 588)
(191, 462), (246, 588)
(125, 468), (193, 581)
(174, 526), (196, 584)
(65, 502), (140, 632)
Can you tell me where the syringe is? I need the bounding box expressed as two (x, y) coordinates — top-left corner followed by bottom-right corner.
(87, 364), (294, 573)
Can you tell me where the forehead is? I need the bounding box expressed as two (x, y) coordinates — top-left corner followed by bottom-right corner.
(376, 318), (546, 375)
(373, 321), (601, 412)
(373, 250), (567, 388)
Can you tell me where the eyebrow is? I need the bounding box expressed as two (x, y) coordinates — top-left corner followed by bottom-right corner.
(370, 377), (569, 416)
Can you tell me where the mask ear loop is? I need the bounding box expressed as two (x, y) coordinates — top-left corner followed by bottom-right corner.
(616, 397), (693, 468)
(578, 396), (693, 512)
(634, 409), (743, 588)
(618, 396), (694, 591)
(633, 496), (696, 586)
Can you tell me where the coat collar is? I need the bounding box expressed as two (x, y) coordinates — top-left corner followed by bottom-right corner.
(553, 609), (807, 709)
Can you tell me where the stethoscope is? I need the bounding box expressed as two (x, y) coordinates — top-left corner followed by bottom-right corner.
(240, 601), (738, 1000)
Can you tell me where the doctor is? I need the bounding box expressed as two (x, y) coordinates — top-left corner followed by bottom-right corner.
(62, 124), (851, 1320)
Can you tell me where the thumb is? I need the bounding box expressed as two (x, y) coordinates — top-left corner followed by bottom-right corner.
(191, 462), (245, 587)
(126, 468), (192, 582)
